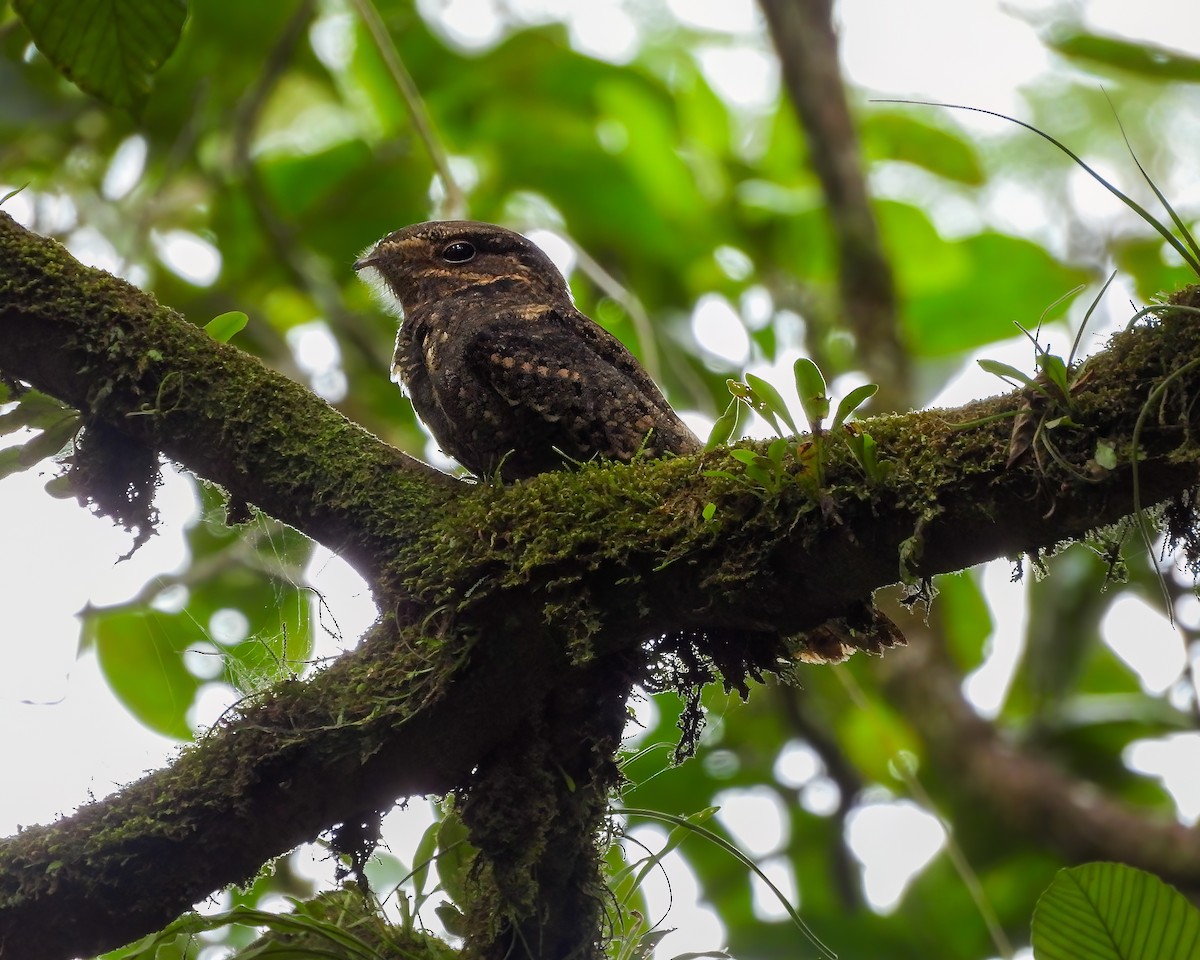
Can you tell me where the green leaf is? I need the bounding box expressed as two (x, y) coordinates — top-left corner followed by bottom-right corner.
(658, 806), (716, 859)
(1037, 352), (1071, 400)
(1032, 862), (1200, 960)
(0, 389), (72, 434)
(435, 810), (476, 909)
(883, 201), (1092, 356)
(204, 311), (249, 343)
(410, 820), (440, 901)
(726, 379), (751, 400)
(0, 183), (31, 208)
(434, 902), (467, 938)
(861, 111), (984, 185)
(766, 436), (789, 464)
(0, 413), (82, 479)
(744, 373), (798, 435)
(1070, 274), (1116, 366)
(17, 413), (82, 467)
(978, 358), (1039, 391)
(14, 0), (188, 112)
(831, 383), (879, 431)
(702, 502), (717, 522)
(117, 902), (382, 960)
(0, 447), (24, 482)
(260, 140), (374, 219)
(1048, 30), (1200, 82)
(729, 449), (777, 491)
(792, 358), (827, 403)
(621, 807), (719, 910)
(936, 569), (993, 668)
(746, 466), (772, 488)
(1094, 439), (1118, 470)
(878, 108), (1200, 278)
(85, 609), (198, 740)
(705, 397), (743, 451)
(43, 474), (77, 499)
(793, 358), (830, 429)
(846, 428), (884, 480)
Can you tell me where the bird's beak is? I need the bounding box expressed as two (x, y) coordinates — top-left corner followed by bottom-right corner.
(353, 252), (378, 272)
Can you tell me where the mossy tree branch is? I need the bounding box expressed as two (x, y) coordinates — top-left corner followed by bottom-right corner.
(3, 211), (1200, 958)
(0, 212), (456, 588)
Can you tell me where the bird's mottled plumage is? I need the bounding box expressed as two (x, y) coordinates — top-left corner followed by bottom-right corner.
(355, 221), (701, 479)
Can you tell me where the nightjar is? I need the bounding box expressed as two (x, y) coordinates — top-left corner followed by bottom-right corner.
(355, 221), (700, 480)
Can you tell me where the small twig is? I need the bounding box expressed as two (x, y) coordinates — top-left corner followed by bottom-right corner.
(230, 0), (391, 381)
(350, 0), (465, 219)
(835, 664), (1015, 960)
(568, 240), (662, 381)
(778, 685), (863, 909)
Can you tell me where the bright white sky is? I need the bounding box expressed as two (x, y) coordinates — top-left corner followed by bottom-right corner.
(3, 1), (1200, 957)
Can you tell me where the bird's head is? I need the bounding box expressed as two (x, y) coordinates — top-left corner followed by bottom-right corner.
(354, 220), (571, 316)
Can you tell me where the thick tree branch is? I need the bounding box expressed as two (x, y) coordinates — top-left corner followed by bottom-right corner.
(5, 210), (1197, 637)
(3, 212), (1200, 958)
(0, 613), (570, 960)
(0, 212), (456, 587)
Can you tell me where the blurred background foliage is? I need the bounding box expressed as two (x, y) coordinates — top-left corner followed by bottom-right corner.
(2, 0), (1200, 958)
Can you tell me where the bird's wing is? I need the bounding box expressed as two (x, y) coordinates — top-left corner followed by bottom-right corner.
(464, 307), (700, 465)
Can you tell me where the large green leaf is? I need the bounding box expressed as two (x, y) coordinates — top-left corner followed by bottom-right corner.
(1048, 31), (1200, 82)
(14, 0), (187, 111)
(880, 201), (1093, 356)
(0, 389), (73, 435)
(1032, 863), (1200, 960)
(1113, 235), (1198, 303)
(861, 111), (985, 185)
(83, 485), (314, 735)
(86, 608), (199, 741)
(935, 570), (993, 670)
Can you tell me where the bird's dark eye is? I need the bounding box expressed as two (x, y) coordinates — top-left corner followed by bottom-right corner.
(441, 240), (476, 264)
